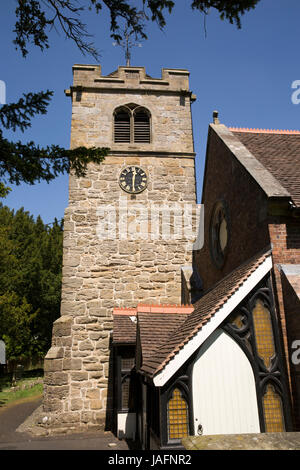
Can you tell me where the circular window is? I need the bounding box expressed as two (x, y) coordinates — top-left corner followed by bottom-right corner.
(209, 200), (229, 268)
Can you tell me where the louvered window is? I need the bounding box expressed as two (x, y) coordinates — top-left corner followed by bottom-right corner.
(114, 109), (131, 143)
(114, 104), (151, 143)
(134, 110), (150, 143)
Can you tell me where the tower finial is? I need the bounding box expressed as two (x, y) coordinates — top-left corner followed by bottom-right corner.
(213, 110), (220, 124)
(113, 23), (143, 66)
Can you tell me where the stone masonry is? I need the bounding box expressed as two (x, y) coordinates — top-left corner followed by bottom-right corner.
(42, 65), (198, 432)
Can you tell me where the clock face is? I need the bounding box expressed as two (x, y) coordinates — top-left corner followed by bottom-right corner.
(119, 166), (148, 194)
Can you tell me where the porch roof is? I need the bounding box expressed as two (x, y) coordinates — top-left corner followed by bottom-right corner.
(112, 304), (193, 346)
(140, 248), (272, 386)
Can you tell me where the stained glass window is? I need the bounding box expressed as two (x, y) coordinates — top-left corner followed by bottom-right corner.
(167, 388), (189, 440)
(252, 299), (275, 369)
(229, 311), (244, 330)
(263, 384), (285, 432)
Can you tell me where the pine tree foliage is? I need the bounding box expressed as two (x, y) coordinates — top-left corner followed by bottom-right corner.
(0, 204), (63, 362)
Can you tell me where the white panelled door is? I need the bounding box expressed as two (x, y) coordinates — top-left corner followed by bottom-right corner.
(192, 328), (260, 436)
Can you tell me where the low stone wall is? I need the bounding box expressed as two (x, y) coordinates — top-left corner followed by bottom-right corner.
(182, 433), (300, 450)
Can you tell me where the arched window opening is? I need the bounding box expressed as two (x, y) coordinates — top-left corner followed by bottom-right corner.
(263, 383), (285, 432)
(167, 388), (189, 440)
(114, 108), (131, 143)
(113, 104), (151, 143)
(252, 298), (275, 369)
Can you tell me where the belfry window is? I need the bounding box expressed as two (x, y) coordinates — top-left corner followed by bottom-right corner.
(167, 388), (189, 440)
(114, 104), (151, 143)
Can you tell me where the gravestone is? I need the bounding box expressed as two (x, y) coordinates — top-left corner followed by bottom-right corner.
(0, 340), (5, 364)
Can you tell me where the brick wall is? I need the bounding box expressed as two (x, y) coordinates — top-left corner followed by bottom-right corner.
(194, 126), (270, 290)
(280, 273), (300, 430)
(269, 217), (300, 429)
(195, 125), (300, 430)
(268, 219), (300, 343)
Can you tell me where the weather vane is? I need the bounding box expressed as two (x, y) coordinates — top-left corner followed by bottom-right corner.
(113, 24), (142, 66)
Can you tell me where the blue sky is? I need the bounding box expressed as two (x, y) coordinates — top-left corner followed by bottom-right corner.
(1, 0), (300, 225)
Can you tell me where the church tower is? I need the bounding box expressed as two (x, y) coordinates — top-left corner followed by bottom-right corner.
(43, 64), (198, 432)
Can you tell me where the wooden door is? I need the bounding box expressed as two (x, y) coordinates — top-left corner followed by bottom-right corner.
(192, 329), (260, 435)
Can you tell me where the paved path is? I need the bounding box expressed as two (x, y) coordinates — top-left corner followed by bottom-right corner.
(0, 396), (130, 450)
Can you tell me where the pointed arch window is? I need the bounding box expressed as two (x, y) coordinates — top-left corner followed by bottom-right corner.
(263, 383), (285, 432)
(114, 104), (151, 143)
(167, 388), (189, 440)
(252, 298), (275, 370)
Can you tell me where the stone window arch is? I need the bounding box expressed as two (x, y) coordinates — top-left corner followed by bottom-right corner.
(114, 104), (151, 143)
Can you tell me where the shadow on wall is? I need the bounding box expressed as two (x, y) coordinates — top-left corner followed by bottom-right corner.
(280, 273), (300, 431)
(286, 223), (300, 250)
(105, 335), (115, 432)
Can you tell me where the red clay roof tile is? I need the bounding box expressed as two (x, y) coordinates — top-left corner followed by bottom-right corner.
(112, 304), (194, 345)
(140, 248), (271, 377)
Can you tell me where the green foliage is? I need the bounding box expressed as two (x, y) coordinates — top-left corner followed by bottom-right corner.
(0, 204), (63, 362)
(0, 293), (36, 361)
(0, 90), (53, 133)
(13, 1), (261, 56)
(0, 182), (11, 198)
(0, 128), (108, 186)
(191, 1), (261, 28)
(0, 370), (44, 406)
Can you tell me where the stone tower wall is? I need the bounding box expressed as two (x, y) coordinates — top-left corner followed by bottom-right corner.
(42, 65), (198, 433)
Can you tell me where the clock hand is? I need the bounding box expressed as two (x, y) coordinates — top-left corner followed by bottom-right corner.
(132, 168), (136, 190)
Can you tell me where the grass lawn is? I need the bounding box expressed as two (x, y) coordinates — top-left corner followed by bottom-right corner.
(0, 369), (44, 408)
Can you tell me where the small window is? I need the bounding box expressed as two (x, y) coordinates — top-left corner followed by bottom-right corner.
(167, 388), (189, 440)
(114, 104), (151, 144)
(117, 350), (136, 412)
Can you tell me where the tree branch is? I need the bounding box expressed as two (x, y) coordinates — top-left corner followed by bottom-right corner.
(0, 91), (53, 132)
(0, 130), (109, 185)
